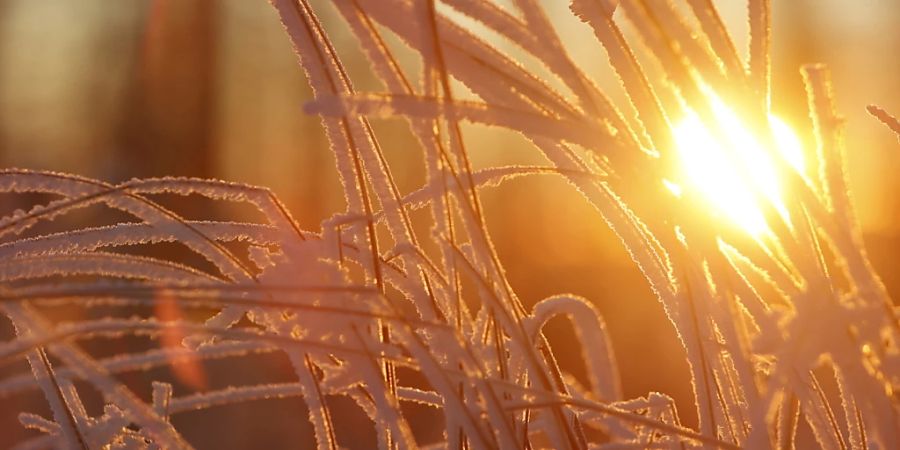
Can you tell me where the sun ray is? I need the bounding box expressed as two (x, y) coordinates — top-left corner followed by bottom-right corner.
(668, 91), (805, 235)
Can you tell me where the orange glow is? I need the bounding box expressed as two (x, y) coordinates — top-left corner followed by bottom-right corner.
(667, 94), (805, 235)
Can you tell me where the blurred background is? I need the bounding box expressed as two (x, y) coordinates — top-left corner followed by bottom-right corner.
(0, 0), (898, 448)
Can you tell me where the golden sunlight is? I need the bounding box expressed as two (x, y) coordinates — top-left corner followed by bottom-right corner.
(668, 95), (805, 235)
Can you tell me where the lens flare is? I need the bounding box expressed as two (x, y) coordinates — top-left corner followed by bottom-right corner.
(667, 95), (804, 235)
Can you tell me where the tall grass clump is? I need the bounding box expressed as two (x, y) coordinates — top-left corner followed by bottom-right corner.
(0, 0), (897, 448)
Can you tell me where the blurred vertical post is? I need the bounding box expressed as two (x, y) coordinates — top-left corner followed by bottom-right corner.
(116, 0), (218, 179)
(0, 3), (7, 167)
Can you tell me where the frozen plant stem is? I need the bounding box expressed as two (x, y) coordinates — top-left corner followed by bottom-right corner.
(0, 1), (896, 449)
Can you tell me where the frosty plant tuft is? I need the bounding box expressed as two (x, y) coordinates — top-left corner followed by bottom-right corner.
(0, 0), (898, 449)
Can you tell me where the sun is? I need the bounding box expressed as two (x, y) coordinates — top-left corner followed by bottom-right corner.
(667, 93), (805, 236)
